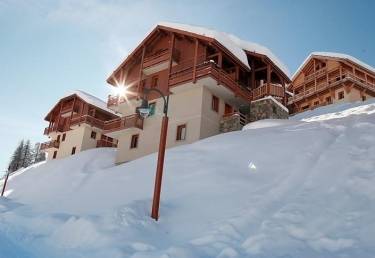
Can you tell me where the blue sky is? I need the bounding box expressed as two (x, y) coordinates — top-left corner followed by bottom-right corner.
(0, 0), (374, 173)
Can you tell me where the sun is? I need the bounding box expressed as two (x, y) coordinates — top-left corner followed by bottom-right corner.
(110, 77), (138, 105)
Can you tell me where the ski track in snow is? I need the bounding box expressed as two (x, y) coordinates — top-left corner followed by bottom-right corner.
(1, 100), (375, 257)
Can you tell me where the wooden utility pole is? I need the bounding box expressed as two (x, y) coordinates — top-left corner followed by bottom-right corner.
(1, 170), (10, 197)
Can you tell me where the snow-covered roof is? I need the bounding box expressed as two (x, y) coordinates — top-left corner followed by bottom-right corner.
(292, 52), (375, 80)
(68, 90), (118, 116)
(158, 22), (290, 77)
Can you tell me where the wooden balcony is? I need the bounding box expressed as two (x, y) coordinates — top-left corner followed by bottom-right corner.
(103, 114), (143, 134)
(40, 140), (60, 150)
(143, 49), (180, 75)
(288, 68), (375, 104)
(252, 83), (285, 100)
(169, 59), (253, 101)
(96, 139), (118, 148)
(70, 115), (105, 129)
(44, 115), (110, 135)
(44, 123), (66, 135)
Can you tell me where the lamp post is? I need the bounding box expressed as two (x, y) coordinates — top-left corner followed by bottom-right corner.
(137, 87), (169, 221)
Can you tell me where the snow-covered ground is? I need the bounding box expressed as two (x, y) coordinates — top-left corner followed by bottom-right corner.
(1, 100), (375, 258)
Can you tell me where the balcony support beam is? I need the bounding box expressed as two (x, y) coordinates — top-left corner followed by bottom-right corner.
(167, 33), (175, 88)
(137, 46), (146, 96)
(193, 38), (199, 83)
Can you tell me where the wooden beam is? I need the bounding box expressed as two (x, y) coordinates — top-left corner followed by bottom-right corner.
(68, 96), (77, 128)
(137, 46), (146, 96)
(235, 66), (239, 81)
(254, 66), (267, 72)
(251, 59), (255, 89)
(267, 64), (271, 84)
(192, 38), (199, 83)
(167, 33), (175, 88)
(55, 102), (64, 132)
(218, 52), (222, 68)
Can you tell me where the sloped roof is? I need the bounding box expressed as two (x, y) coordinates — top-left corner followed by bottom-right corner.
(158, 22), (290, 77)
(45, 90), (119, 120)
(109, 22), (290, 80)
(292, 52), (375, 80)
(71, 90), (118, 116)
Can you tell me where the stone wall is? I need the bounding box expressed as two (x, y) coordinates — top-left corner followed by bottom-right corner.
(249, 97), (289, 122)
(219, 113), (246, 133)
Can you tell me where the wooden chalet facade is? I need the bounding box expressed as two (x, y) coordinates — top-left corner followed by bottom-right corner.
(288, 52), (375, 114)
(41, 91), (120, 160)
(104, 22), (291, 164)
(107, 22), (291, 108)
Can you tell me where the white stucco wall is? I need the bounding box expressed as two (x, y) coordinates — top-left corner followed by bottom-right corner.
(45, 125), (103, 160)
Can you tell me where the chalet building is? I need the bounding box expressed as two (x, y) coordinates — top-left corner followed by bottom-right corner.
(288, 52), (375, 114)
(105, 22), (291, 164)
(41, 91), (120, 160)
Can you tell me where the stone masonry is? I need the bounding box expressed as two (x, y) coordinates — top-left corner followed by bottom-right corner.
(249, 96), (289, 122)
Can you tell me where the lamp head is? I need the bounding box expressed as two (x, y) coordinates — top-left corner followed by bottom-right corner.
(137, 98), (150, 118)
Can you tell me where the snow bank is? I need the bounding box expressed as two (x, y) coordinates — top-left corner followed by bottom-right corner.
(242, 119), (296, 130)
(1, 101), (375, 257)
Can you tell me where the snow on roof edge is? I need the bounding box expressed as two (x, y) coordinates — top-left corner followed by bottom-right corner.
(67, 90), (119, 116)
(158, 22), (290, 77)
(292, 52), (375, 81)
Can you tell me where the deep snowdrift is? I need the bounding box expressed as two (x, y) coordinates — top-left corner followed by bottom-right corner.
(1, 100), (375, 258)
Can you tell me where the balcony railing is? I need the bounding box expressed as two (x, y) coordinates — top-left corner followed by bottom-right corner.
(96, 139), (118, 148)
(143, 48), (180, 69)
(40, 140), (60, 150)
(103, 114), (143, 134)
(44, 123), (66, 135)
(252, 83), (285, 100)
(169, 58), (253, 101)
(70, 115), (105, 129)
(288, 68), (375, 104)
(44, 115), (112, 135)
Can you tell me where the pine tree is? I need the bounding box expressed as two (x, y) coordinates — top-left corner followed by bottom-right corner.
(8, 140), (25, 172)
(33, 143), (46, 163)
(21, 140), (33, 168)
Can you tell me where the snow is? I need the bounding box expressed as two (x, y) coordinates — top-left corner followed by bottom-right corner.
(158, 22), (290, 77)
(1, 100), (375, 257)
(292, 51), (375, 80)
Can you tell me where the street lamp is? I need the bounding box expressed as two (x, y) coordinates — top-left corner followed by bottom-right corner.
(137, 87), (169, 221)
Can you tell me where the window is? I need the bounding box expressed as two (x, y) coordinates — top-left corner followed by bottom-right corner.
(212, 95), (219, 112)
(326, 96), (332, 104)
(71, 147), (76, 155)
(53, 151), (57, 159)
(91, 131), (97, 139)
(62, 133), (66, 142)
(56, 135), (61, 143)
(130, 134), (139, 149)
(362, 95), (367, 101)
(338, 91), (344, 100)
(224, 103), (233, 115)
(176, 124), (187, 141)
(149, 102), (156, 116)
(151, 76), (159, 88)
